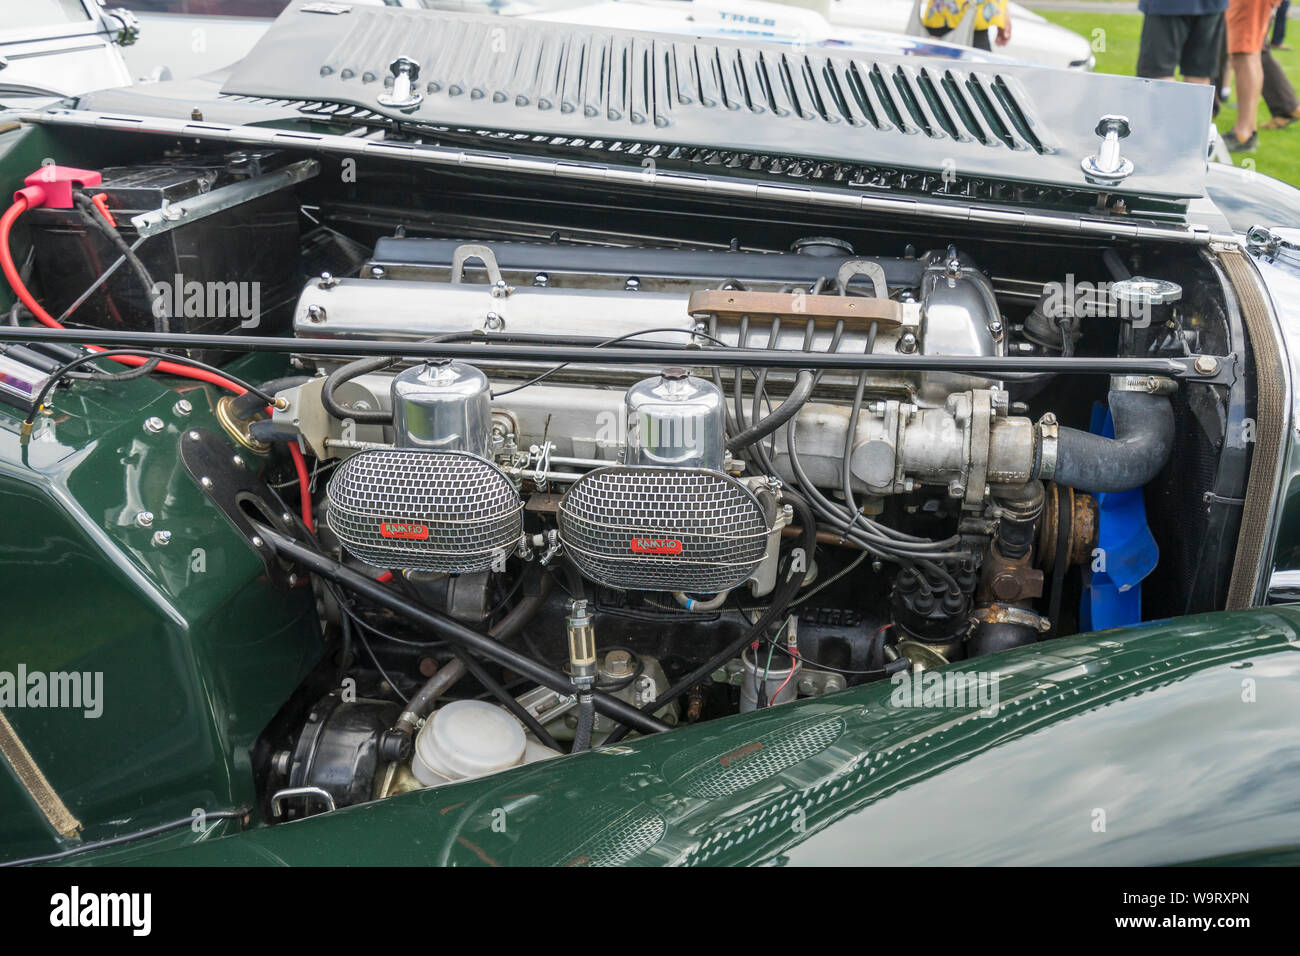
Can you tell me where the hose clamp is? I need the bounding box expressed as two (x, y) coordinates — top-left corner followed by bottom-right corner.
(1036, 413), (1059, 481)
(1109, 374), (1177, 395)
(972, 604), (1052, 633)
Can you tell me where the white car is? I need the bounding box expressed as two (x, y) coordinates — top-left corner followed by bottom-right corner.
(0, 0), (135, 105)
(114, 0), (1094, 83)
(827, 1), (1096, 71)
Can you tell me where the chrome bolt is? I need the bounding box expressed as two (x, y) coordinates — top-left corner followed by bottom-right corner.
(173, 399), (193, 417)
(306, 304), (326, 323)
(318, 271), (339, 289)
(152, 530), (172, 547)
(288, 573), (299, 586)
(484, 312), (505, 331)
(490, 279), (512, 299)
(232, 454), (245, 468)
(200, 476), (214, 489)
(1194, 355), (1219, 375)
(144, 416), (165, 434)
(533, 272), (550, 288)
(272, 750), (292, 775)
(370, 266), (386, 279)
(188, 430), (201, 441)
(135, 511), (155, 529)
(988, 319), (1004, 337)
(251, 536), (264, 548)
(897, 331), (918, 354)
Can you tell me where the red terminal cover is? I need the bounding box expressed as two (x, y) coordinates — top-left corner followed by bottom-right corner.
(14, 166), (103, 210)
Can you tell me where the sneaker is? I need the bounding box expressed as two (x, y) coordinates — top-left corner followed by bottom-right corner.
(1261, 113), (1300, 130)
(1272, 43), (1292, 51)
(1219, 85), (1232, 102)
(1227, 131), (1259, 152)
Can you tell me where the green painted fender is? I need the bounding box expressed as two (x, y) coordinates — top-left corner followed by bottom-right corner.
(76, 605), (1300, 867)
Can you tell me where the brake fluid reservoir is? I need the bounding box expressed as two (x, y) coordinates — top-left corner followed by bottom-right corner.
(412, 700), (557, 787)
(625, 367), (726, 471)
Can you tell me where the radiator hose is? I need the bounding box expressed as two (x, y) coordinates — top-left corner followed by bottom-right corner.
(1047, 390), (1174, 494)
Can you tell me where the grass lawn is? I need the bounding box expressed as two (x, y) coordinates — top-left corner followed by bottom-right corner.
(1034, 9), (1300, 184)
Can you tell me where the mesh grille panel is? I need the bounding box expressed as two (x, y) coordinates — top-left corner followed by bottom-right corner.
(326, 449), (522, 573)
(510, 801), (666, 867)
(664, 714), (846, 798)
(557, 467), (771, 592)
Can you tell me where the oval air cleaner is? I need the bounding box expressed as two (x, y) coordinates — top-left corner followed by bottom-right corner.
(326, 449), (522, 573)
(557, 466), (773, 592)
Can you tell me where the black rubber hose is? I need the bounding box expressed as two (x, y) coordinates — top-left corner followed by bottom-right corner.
(321, 355), (398, 424)
(1049, 390), (1175, 493)
(258, 527), (670, 736)
(726, 369), (816, 453)
(602, 489), (818, 745)
(572, 693), (596, 753)
(450, 647), (563, 752)
(396, 579), (551, 733)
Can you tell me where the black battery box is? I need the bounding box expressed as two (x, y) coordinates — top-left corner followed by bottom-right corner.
(24, 150), (302, 362)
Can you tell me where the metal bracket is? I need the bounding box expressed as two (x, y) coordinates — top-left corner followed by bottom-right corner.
(131, 158), (320, 239)
(1169, 353), (1238, 386)
(450, 243), (510, 290)
(179, 427), (313, 588)
(836, 259), (888, 299)
(1109, 374), (1178, 395)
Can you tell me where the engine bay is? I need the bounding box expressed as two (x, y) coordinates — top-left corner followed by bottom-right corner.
(0, 143), (1252, 823)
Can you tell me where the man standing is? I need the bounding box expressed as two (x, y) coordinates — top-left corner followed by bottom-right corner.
(921, 1), (1011, 52)
(1136, 0), (1228, 84)
(1227, 0), (1283, 150)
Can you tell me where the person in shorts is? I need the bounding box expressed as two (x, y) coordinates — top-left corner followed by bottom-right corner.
(1227, 0), (1283, 149)
(1137, 0), (1228, 83)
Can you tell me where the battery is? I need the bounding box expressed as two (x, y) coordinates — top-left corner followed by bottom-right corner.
(23, 150), (302, 363)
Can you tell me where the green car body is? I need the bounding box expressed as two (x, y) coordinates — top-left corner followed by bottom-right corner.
(4, 6), (1300, 869)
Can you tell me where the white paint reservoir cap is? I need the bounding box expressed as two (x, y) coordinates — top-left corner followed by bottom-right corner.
(412, 699), (527, 787)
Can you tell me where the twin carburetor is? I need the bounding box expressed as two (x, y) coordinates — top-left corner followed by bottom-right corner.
(327, 360), (783, 595)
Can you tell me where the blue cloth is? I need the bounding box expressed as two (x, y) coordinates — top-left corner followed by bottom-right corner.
(1139, 0), (1228, 13)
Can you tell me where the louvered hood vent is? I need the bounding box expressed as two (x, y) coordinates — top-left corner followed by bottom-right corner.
(223, 3), (1211, 200)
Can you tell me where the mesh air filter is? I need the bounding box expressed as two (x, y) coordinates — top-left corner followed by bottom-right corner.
(557, 466), (772, 592)
(326, 449), (522, 573)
